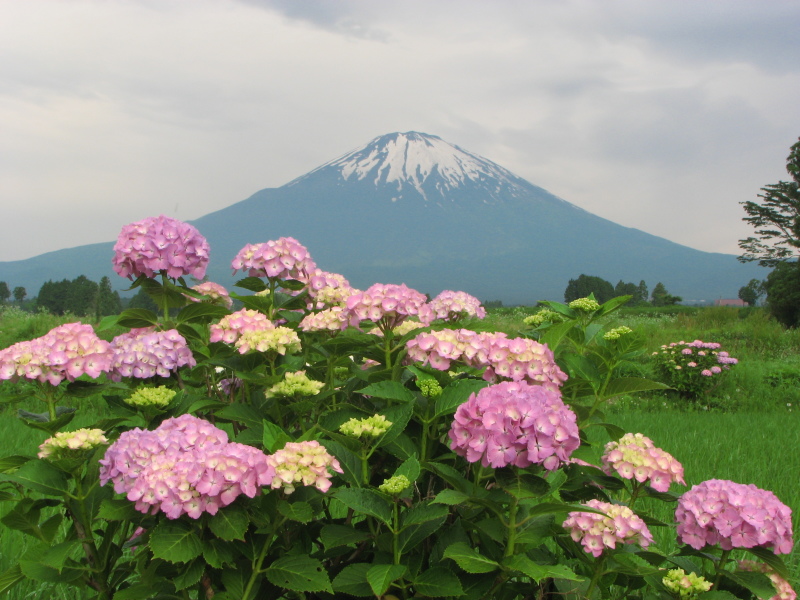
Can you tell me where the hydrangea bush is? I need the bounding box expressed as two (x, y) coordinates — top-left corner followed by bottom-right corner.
(653, 339), (739, 399)
(0, 221), (791, 600)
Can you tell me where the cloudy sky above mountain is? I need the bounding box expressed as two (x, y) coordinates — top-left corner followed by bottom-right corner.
(1, 0), (799, 265)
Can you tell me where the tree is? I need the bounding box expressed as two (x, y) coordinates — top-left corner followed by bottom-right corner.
(738, 279), (766, 307)
(738, 137), (800, 267)
(66, 275), (99, 316)
(96, 276), (122, 317)
(13, 286), (26, 304)
(651, 282), (682, 306)
(764, 262), (800, 327)
(564, 275), (615, 304)
(37, 279), (71, 315)
(0, 281), (9, 304)
(613, 280), (638, 299)
(636, 280), (649, 304)
(127, 288), (159, 312)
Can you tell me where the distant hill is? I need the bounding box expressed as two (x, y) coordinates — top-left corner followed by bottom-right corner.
(0, 132), (763, 304)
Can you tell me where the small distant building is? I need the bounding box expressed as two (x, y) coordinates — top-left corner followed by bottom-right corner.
(714, 299), (748, 307)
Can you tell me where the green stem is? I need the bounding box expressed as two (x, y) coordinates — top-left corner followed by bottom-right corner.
(392, 500), (401, 565)
(504, 497), (519, 558)
(242, 517), (284, 600)
(585, 556), (606, 599)
(72, 478), (112, 600)
(160, 272), (171, 324)
(714, 549), (732, 587)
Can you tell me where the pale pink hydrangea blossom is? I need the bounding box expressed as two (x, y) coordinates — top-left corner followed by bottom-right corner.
(99, 414), (275, 519)
(209, 309), (274, 344)
(426, 290), (486, 322)
(299, 307), (349, 332)
(303, 269), (355, 309)
(448, 381), (580, 470)
(0, 322), (112, 385)
(344, 283), (430, 332)
(188, 281), (233, 309)
(266, 440), (343, 494)
(112, 215), (210, 280)
(108, 328), (196, 381)
(563, 499), (653, 557)
(231, 237), (316, 281)
(602, 433), (685, 492)
(676, 479), (793, 553)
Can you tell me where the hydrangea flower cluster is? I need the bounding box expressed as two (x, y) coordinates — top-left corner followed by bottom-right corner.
(569, 297), (601, 312)
(0, 322), (112, 385)
(344, 283), (430, 331)
(339, 414), (392, 439)
(266, 371), (324, 399)
(38, 428), (108, 460)
(602, 433), (685, 492)
(426, 290), (486, 322)
(299, 307), (348, 332)
(523, 309), (563, 327)
(448, 381), (579, 470)
(653, 340), (738, 397)
(661, 569), (713, 598)
(675, 479), (793, 553)
(603, 326), (633, 340)
(235, 327), (301, 355)
(379, 475), (411, 496)
(108, 328), (195, 381)
(738, 560), (797, 600)
(112, 215), (210, 280)
(189, 281), (233, 309)
(563, 499), (653, 557)
(265, 441), (343, 494)
(406, 329), (567, 391)
(231, 237), (316, 281)
(304, 269), (355, 309)
(99, 414), (275, 519)
(209, 309), (273, 344)
(125, 386), (176, 409)
(417, 379), (442, 399)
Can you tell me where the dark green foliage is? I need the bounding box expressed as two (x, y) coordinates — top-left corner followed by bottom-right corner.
(11, 287), (25, 304)
(614, 280), (638, 299)
(636, 280), (648, 304)
(64, 275), (97, 316)
(0, 281), (9, 303)
(127, 288), (159, 312)
(739, 137), (800, 267)
(650, 282), (681, 306)
(96, 276), (122, 317)
(764, 261), (800, 327)
(738, 278), (766, 307)
(36, 279), (71, 315)
(563, 274), (614, 303)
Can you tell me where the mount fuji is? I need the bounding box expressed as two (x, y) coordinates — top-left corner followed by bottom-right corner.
(0, 132), (762, 304)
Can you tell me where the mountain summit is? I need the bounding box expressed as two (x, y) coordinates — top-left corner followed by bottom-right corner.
(0, 132), (762, 304)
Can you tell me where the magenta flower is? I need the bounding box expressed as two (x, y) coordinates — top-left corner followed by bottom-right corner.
(112, 215), (209, 280)
(344, 283), (429, 332)
(676, 479), (793, 553)
(0, 322), (112, 385)
(602, 433), (685, 492)
(108, 328), (196, 381)
(266, 440), (343, 494)
(563, 499), (653, 557)
(448, 381), (579, 470)
(426, 290), (486, 322)
(231, 237), (316, 281)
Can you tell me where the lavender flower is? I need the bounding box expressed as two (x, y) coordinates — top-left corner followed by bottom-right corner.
(108, 328), (196, 381)
(231, 237), (316, 281)
(563, 499), (653, 557)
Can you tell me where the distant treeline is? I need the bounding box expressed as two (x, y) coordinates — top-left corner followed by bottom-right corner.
(35, 275), (123, 318)
(563, 275), (681, 306)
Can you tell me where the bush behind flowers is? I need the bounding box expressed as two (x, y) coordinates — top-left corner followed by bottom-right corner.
(0, 220), (791, 600)
(653, 339), (739, 399)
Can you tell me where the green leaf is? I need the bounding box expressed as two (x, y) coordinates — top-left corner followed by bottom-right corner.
(216, 404), (264, 429)
(334, 488), (393, 525)
(320, 524), (370, 551)
(358, 381), (416, 403)
(39, 540), (78, 572)
(17, 407), (77, 434)
(367, 564), (406, 598)
(176, 303), (231, 324)
(319, 439), (362, 486)
(379, 402), (415, 447)
(18, 544), (83, 583)
(332, 563), (373, 597)
(596, 295), (632, 317)
(113, 582), (169, 600)
(0, 565), (24, 595)
(723, 570), (776, 600)
(503, 555), (580, 582)
(96, 313), (120, 331)
(149, 520), (203, 563)
(203, 539), (236, 569)
(174, 559), (205, 591)
(743, 547), (790, 580)
(434, 379), (490, 418)
(98, 498), (142, 521)
(209, 504), (250, 541)
(394, 456), (421, 483)
(265, 554), (333, 594)
(539, 320), (577, 351)
(443, 542), (500, 574)
(262, 420), (292, 453)
(494, 471), (550, 500)
(562, 354), (601, 388)
(221, 568), (248, 600)
(398, 504), (448, 553)
(432, 489), (471, 505)
(603, 377), (670, 398)
(412, 566), (465, 597)
(697, 592), (740, 600)
(116, 308), (159, 328)
(278, 500), (314, 523)
(234, 277), (268, 292)
(0, 456), (31, 474)
(0, 460), (70, 496)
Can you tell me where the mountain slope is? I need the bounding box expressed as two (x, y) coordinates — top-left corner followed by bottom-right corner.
(0, 132), (763, 304)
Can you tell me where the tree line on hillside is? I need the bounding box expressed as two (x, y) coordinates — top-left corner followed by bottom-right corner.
(563, 275), (681, 306)
(35, 276), (122, 318)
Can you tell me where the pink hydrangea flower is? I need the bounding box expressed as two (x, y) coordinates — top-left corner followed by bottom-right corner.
(266, 440), (343, 494)
(303, 269), (355, 309)
(602, 433), (685, 492)
(210, 309), (274, 344)
(99, 414), (275, 519)
(344, 283), (430, 332)
(231, 237), (316, 281)
(112, 215), (210, 280)
(108, 328), (196, 381)
(188, 281), (233, 309)
(563, 499), (653, 557)
(299, 307), (349, 332)
(738, 560), (797, 600)
(0, 322), (112, 385)
(448, 380), (580, 470)
(426, 290), (486, 322)
(676, 479), (793, 553)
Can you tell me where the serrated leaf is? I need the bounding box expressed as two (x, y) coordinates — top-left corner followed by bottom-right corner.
(412, 566), (465, 597)
(149, 520), (203, 563)
(432, 489), (471, 505)
(503, 554), (580, 582)
(332, 563), (373, 597)
(265, 554), (333, 594)
(434, 379), (490, 418)
(443, 542), (500, 574)
(17, 408), (76, 434)
(0, 460), (70, 496)
(394, 456), (421, 483)
(367, 564), (406, 597)
(234, 277), (268, 292)
(262, 420), (292, 453)
(723, 570), (776, 600)
(98, 498), (142, 521)
(174, 559), (205, 591)
(378, 402), (414, 447)
(319, 439), (362, 486)
(39, 540), (78, 572)
(221, 569), (248, 600)
(0, 564), (24, 595)
(334, 488), (393, 525)
(204, 539), (236, 569)
(320, 524), (370, 550)
(176, 303), (231, 324)
(278, 500), (313, 523)
(116, 308), (159, 328)
(209, 505), (250, 541)
(113, 582), (169, 600)
(358, 381), (416, 403)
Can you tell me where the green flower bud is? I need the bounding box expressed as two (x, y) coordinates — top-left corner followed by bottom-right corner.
(568, 297), (601, 312)
(418, 379), (442, 399)
(267, 371), (324, 399)
(523, 309), (561, 327)
(662, 568), (712, 599)
(339, 414), (392, 439)
(603, 325), (633, 340)
(125, 386), (176, 409)
(379, 475), (410, 496)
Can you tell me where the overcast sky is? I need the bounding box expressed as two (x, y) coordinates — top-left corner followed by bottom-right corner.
(1, 0), (799, 263)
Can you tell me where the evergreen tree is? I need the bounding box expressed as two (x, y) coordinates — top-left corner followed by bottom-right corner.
(613, 280), (638, 299)
(651, 282), (682, 306)
(66, 275), (99, 316)
(636, 280), (649, 304)
(96, 276), (122, 317)
(0, 281), (9, 304)
(564, 275), (615, 304)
